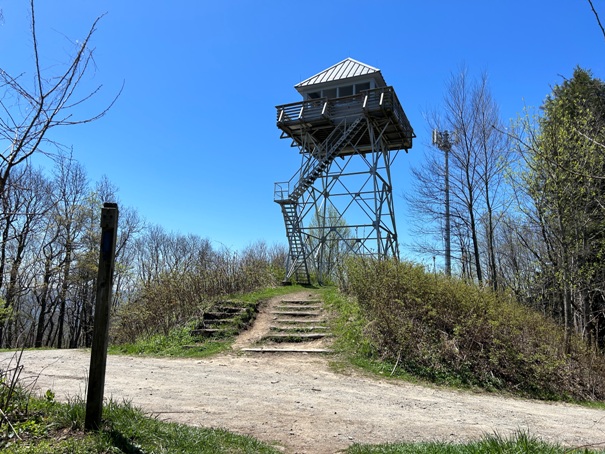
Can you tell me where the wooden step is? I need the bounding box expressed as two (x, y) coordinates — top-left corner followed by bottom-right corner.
(281, 300), (322, 305)
(271, 311), (321, 317)
(204, 311), (237, 320)
(270, 325), (328, 331)
(274, 318), (325, 324)
(265, 332), (331, 341)
(191, 328), (225, 337)
(277, 301), (322, 306)
(240, 347), (333, 354)
(218, 305), (248, 313)
(275, 304), (322, 311)
(201, 317), (239, 325)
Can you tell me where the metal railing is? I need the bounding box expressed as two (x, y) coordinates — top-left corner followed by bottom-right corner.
(274, 181), (291, 202)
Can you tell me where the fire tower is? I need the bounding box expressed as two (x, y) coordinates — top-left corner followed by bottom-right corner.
(274, 58), (415, 284)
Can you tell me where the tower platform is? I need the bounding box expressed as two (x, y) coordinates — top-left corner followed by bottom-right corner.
(276, 86), (414, 155)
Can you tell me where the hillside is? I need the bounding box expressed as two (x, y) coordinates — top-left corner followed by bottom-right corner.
(2, 333), (604, 453)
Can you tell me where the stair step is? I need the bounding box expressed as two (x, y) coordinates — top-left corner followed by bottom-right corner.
(271, 311), (321, 317)
(274, 318), (325, 324)
(275, 304), (322, 311)
(220, 307), (249, 314)
(265, 333), (331, 342)
(204, 311), (240, 320)
(270, 325), (328, 332)
(282, 300), (322, 304)
(191, 328), (225, 337)
(241, 348), (333, 354)
(202, 317), (238, 325)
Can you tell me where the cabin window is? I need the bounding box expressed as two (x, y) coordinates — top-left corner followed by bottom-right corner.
(323, 88), (337, 99)
(355, 82), (370, 93)
(339, 85), (353, 97)
(307, 91), (321, 99)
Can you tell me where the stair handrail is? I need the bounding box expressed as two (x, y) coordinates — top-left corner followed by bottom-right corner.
(289, 117), (363, 200)
(274, 116), (364, 204)
(274, 181), (291, 202)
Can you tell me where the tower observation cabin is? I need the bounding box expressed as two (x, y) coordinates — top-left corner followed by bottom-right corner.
(274, 58), (415, 284)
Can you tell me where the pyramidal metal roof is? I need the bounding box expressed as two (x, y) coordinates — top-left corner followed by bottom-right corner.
(295, 58), (384, 89)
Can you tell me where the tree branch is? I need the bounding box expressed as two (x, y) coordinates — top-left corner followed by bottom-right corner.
(587, 0), (605, 44)
(0, 3), (119, 196)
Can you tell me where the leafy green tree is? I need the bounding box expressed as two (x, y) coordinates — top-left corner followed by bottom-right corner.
(526, 67), (605, 347)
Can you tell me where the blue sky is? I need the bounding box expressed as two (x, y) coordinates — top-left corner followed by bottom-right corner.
(1, 1), (603, 255)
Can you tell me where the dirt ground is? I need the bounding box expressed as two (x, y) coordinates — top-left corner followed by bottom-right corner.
(2, 291), (605, 453)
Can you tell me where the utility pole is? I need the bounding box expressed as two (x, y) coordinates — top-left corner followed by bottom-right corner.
(432, 129), (452, 277)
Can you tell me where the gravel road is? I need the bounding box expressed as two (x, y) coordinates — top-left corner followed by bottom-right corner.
(3, 292), (605, 453)
(2, 348), (605, 453)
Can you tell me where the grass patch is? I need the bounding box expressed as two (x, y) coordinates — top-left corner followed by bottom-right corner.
(2, 393), (281, 453)
(109, 320), (235, 358)
(322, 285), (374, 358)
(346, 431), (599, 453)
(577, 400), (605, 411)
(323, 285), (424, 384)
(109, 330), (232, 358)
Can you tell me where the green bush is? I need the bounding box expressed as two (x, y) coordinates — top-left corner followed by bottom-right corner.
(342, 258), (605, 400)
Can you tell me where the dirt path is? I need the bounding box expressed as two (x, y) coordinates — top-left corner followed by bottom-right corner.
(2, 292), (605, 453)
(232, 290), (333, 352)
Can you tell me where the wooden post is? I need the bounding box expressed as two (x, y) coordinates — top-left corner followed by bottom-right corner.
(85, 203), (118, 431)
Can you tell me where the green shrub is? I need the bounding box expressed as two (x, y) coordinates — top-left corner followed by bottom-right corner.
(342, 258), (605, 400)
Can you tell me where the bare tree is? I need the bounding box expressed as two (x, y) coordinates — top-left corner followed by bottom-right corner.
(51, 156), (88, 348)
(408, 68), (511, 288)
(0, 166), (51, 346)
(0, 0), (120, 198)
